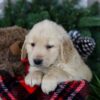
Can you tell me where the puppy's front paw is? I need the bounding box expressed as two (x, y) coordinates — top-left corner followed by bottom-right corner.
(41, 75), (58, 94)
(25, 73), (32, 86)
(25, 71), (43, 87)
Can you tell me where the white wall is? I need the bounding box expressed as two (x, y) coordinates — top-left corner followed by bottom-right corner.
(0, 0), (5, 18)
(78, 0), (88, 8)
(88, 0), (100, 6)
(78, 0), (100, 8)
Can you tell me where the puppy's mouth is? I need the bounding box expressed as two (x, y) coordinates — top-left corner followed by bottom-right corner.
(34, 64), (48, 69)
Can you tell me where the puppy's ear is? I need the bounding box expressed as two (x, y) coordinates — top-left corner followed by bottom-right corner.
(21, 40), (27, 60)
(60, 36), (74, 63)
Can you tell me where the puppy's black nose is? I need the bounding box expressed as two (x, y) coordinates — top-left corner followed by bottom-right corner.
(34, 59), (43, 65)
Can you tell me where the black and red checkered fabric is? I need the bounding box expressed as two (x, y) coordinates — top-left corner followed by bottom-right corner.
(0, 59), (90, 100)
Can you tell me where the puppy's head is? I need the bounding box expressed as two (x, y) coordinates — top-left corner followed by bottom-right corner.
(21, 20), (74, 68)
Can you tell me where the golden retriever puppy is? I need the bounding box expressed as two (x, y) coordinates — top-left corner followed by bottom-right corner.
(21, 20), (92, 94)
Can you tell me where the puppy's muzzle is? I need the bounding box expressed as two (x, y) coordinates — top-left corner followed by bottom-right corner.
(34, 59), (43, 65)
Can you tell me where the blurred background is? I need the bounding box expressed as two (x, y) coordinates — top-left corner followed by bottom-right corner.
(0, 0), (100, 99)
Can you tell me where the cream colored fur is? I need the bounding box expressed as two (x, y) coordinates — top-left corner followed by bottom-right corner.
(21, 20), (92, 94)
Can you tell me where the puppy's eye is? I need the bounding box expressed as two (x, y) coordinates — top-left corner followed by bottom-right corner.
(46, 45), (54, 49)
(31, 43), (35, 47)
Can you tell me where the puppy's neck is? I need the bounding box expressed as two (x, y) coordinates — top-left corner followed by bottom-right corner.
(29, 66), (50, 74)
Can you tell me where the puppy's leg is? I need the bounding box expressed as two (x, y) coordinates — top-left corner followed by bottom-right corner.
(41, 68), (71, 94)
(25, 67), (44, 87)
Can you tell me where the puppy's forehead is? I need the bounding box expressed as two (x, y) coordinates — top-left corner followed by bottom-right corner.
(26, 20), (68, 42)
(27, 32), (59, 45)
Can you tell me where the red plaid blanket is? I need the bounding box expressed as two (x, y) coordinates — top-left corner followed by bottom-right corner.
(0, 59), (89, 100)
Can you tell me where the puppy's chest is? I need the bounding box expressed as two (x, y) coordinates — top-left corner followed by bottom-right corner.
(38, 67), (50, 74)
